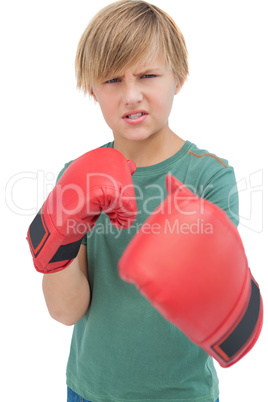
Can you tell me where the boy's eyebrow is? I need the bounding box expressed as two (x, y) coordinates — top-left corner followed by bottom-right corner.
(133, 68), (163, 76)
(112, 68), (163, 79)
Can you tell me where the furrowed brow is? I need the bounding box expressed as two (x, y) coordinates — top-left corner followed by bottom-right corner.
(134, 68), (162, 76)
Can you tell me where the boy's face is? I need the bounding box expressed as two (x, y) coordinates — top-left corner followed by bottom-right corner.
(92, 55), (180, 143)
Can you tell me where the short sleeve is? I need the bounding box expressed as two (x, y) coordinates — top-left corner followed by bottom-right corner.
(202, 166), (239, 227)
(81, 235), (88, 245)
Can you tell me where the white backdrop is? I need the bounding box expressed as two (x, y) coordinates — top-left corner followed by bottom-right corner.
(1, 0), (267, 401)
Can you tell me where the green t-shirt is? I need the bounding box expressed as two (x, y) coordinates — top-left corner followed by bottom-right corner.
(59, 140), (239, 402)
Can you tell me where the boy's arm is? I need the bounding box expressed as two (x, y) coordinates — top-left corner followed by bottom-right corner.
(42, 244), (90, 326)
(27, 148), (137, 274)
(28, 148), (137, 324)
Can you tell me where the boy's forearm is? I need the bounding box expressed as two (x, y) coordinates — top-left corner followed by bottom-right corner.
(42, 258), (90, 326)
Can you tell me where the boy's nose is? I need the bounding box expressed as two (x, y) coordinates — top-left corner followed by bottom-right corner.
(121, 84), (143, 106)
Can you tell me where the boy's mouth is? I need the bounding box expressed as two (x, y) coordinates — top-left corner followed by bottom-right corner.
(122, 110), (149, 125)
(125, 112), (146, 119)
(122, 110), (148, 119)
(123, 110), (148, 125)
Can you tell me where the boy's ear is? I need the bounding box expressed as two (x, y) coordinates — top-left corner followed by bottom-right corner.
(175, 79), (185, 95)
(90, 90), (98, 102)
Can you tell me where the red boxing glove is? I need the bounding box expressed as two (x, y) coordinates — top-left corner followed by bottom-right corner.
(27, 148), (137, 274)
(119, 174), (263, 367)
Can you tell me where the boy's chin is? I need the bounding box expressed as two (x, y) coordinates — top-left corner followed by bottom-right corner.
(113, 130), (158, 143)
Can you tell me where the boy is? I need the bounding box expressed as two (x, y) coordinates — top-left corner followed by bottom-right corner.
(27, 1), (262, 401)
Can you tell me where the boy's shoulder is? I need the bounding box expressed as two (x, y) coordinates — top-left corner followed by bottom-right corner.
(183, 141), (235, 190)
(183, 142), (238, 226)
(186, 142), (229, 170)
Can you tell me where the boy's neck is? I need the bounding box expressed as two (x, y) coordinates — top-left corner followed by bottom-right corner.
(113, 128), (185, 168)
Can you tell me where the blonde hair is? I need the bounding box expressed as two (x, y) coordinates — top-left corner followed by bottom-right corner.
(75, 0), (189, 94)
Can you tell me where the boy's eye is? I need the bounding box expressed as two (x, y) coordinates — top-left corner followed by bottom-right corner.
(105, 78), (121, 84)
(141, 74), (157, 79)
(104, 74), (157, 84)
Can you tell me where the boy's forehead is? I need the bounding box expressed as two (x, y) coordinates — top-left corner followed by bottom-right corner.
(123, 54), (168, 75)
